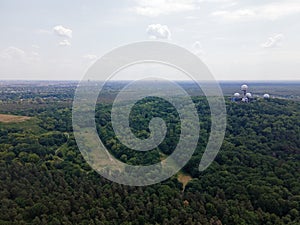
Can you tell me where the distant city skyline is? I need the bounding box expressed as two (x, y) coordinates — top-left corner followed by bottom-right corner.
(0, 0), (300, 80)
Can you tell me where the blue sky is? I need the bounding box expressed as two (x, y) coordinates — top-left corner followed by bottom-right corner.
(0, 0), (299, 80)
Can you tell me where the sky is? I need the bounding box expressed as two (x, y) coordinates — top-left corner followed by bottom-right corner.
(0, 0), (299, 81)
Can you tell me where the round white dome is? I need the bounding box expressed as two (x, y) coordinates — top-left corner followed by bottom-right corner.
(263, 94), (270, 99)
(241, 84), (248, 91)
(234, 93), (240, 97)
(246, 93), (252, 98)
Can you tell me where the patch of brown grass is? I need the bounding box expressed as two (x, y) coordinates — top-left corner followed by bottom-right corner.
(0, 114), (31, 123)
(177, 172), (192, 192)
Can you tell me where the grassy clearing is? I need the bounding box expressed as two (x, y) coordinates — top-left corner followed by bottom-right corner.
(177, 172), (192, 192)
(0, 115), (45, 134)
(0, 114), (31, 123)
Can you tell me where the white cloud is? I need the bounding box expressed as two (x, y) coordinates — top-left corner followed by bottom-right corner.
(0, 46), (40, 63)
(261, 34), (284, 48)
(53, 25), (72, 38)
(192, 41), (205, 56)
(0, 47), (26, 60)
(212, 9), (255, 21)
(58, 39), (71, 47)
(83, 54), (97, 60)
(212, 1), (300, 22)
(36, 29), (52, 35)
(147, 24), (171, 39)
(199, 0), (235, 3)
(134, 0), (197, 17)
(31, 45), (40, 49)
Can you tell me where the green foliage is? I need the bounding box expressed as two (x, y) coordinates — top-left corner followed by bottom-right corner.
(0, 96), (299, 224)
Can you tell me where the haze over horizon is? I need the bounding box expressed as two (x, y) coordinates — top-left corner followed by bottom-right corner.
(0, 0), (300, 81)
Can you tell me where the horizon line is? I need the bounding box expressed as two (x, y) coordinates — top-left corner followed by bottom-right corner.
(0, 79), (300, 83)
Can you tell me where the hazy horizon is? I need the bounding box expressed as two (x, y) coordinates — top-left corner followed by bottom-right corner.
(0, 79), (300, 82)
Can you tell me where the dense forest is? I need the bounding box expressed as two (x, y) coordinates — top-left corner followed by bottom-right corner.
(0, 92), (299, 224)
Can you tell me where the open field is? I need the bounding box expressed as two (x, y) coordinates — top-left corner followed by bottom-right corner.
(0, 114), (31, 123)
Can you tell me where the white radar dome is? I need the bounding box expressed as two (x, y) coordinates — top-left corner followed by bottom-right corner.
(246, 93), (252, 98)
(241, 84), (248, 91)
